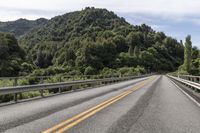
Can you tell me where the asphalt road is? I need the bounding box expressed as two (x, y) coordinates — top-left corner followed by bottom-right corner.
(1, 75), (200, 133)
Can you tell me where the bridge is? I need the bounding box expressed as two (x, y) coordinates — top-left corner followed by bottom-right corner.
(0, 74), (199, 133)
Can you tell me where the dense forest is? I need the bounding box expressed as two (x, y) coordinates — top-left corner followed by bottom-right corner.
(0, 33), (25, 76)
(0, 18), (47, 38)
(0, 7), (199, 77)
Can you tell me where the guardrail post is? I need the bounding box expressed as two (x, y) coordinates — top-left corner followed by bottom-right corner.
(59, 76), (62, 82)
(14, 93), (18, 102)
(58, 87), (62, 93)
(58, 76), (62, 93)
(194, 87), (197, 92)
(40, 90), (44, 97)
(40, 77), (43, 84)
(194, 77), (197, 83)
(13, 78), (18, 86)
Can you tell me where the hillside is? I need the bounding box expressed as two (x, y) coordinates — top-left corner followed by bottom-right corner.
(1, 7), (184, 76)
(0, 33), (25, 76)
(0, 18), (48, 38)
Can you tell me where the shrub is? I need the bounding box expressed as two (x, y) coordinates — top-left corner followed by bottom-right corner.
(84, 66), (97, 75)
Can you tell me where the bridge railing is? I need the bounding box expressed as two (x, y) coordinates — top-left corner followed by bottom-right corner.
(0, 74), (152, 103)
(167, 75), (200, 93)
(0, 74), (122, 88)
(171, 74), (200, 83)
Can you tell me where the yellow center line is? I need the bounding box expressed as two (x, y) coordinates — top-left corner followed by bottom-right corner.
(56, 92), (131, 133)
(42, 91), (130, 133)
(42, 76), (156, 133)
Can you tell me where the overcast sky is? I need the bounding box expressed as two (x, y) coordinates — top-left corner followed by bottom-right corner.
(0, 0), (200, 48)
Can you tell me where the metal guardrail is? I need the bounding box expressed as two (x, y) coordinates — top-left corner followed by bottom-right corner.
(172, 75), (200, 83)
(0, 74), (122, 87)
(168, 75), (200, 92)
(0, 74), (152, 102)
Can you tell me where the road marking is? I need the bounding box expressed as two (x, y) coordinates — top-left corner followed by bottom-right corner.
(169, 78), (200, 108)
(42, 92), (130, 133)
(42, 76), (156, 133)
(55, 92), (131, 133)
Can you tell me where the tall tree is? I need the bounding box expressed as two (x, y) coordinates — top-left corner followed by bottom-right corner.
(133, 45), (140, 57)
(126, 32), (141, 56)
(35, 50), (45, 68)
(184, 35), (192, 72)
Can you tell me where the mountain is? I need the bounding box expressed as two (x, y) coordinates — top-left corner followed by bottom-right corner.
(19, 7), (129, 47)
(19, 7), (131, 68)
(0, 18), (48, 38)
(19, 7), (184, 73)
(0, 7), (184, 76)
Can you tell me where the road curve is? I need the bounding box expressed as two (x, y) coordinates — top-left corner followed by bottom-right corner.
(1, 75), (200, 133)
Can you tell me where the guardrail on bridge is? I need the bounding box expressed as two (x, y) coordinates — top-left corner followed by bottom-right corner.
(0, 74), (152, 103)
(167, 75), (200, 93)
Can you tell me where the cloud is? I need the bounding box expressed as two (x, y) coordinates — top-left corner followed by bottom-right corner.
(0, 6), (65, 21)
(0, 0), (199, 48)
(1, 0), (200, 20)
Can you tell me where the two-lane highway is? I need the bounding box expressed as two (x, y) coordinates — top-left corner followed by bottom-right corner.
(1, 75), (200, 133)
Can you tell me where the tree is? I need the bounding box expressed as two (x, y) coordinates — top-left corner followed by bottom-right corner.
(128, 44), (134, 56)
(0, 33), (25, 76)
(184, 35), (192, 72)
(192, 46), (199, 60)
(35, 50), (45, 68)
(133, 45), (140, 58)
(0, 8), (186, 76)
(84, 66), (96, 75)
(113, 35), (128, 53)
(126, 32), (141, 56)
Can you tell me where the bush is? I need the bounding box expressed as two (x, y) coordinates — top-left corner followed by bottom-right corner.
(43, 66), (71, 75)
(100, 67), (119, 76)
(118, 66), (146, 76)
(67, 70), (82, 75)
(20, 62), (35, 74)
(84, 66), (97, 75)
(134, 66), (146, 74)
(178, 65), (189, 75)
(118, 67), (135, 75)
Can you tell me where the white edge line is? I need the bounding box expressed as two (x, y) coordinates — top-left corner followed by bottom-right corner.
(169, 78), (200, 108)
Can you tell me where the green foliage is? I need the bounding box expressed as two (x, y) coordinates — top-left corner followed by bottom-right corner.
(84, 66), (97, 75)
(190, 52), (200, 75)
(0, 7), (186, 77)
(177, 36), (200, 75)
(133, 45), (140, 58)
(183, 35), (192, 72)
(118, 66), (146, 75)
(100, 67), (119, 75)
(0, 33), (25, 76)
(126, 32), (142, 56)
(116, 52), (138, 67)
(0, 18), (48, 38)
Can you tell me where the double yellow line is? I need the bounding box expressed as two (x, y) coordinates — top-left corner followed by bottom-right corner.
(42, 77), (155, 133)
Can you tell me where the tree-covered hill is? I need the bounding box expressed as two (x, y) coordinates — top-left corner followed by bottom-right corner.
(0, 33), (25, 76)
(1, 7), (185, 76)
(0, 18), (48, 38)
